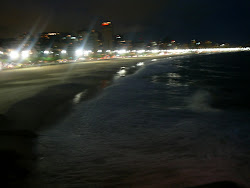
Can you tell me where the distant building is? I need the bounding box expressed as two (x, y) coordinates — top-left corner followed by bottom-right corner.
(132, 38), (146, 50)
(77, 30), (88, 41)
(89, 30), (99, 52)
(147, 41), (159, 50)
(102, 22), (113, 52)
(114, 34), (127, 49)
(76, 29), (99, 51)
(40, 32), (61, 40)
(204, 40), (213, 48)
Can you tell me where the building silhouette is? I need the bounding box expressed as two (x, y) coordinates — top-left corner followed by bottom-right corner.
(102, 22), (113, 52)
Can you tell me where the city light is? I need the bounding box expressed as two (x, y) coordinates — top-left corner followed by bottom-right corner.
(75, 49), (83, 57)
(164, 48), (249, 55)
(137, 62), (144, 66)
(97, 50), (102, 53)
(117, 67), (126, 77)
(102, 22), (111, 26)
(9, 51), (19, 60)
(44, 50), (50, 54)
(117, 49), (127, 54)
(21, 50), (30, 59)
(151, 50), (160, 53)
(83, 50), (92, 56)
(137, 50), (145, 54)
(48, 33), (59, 35)
(61, 50), (67, 54)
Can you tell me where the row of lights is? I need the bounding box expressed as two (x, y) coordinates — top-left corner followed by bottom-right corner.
(7, 47), (250, 60)
(9, 50), (31, 60)
(43, 48), (250, 57)
(40, 49), (165, 56)
(41, 49), (92, 56)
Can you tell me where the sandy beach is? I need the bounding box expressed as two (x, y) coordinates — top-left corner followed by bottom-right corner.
(0, 55), (170, 130)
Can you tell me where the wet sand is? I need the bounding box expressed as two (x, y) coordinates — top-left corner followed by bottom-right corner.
(0, 56), (166, 115)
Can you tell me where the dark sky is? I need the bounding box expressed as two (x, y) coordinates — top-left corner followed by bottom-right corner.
(1, 0), (250, 43)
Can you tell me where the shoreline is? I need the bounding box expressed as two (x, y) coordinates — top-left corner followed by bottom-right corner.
(0, 55), (172, 130)
(1, 51), (248, 128)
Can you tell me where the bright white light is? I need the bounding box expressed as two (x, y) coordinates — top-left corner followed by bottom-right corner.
(9, 51), (19, 60)
(165, 48), (249, 55)
(106, 50), (111, 53)
(44, 51), (50, 54)
(21, 51), (30, 59)
(78, 57), (86, 61)
(61, 50), (67, 54)
(75, 49), (83, 57)
(97, 50), (102, 53)
(118, 49), (126, 54)
(0, 51), (3, 55)
(136, 62), (144, 66)
(117, 67), (126, 77)
(137, 50), (145, 53)
(73, 91), (87, 104)
(83, 50), (92, 56)
(151, 50), (160, 53)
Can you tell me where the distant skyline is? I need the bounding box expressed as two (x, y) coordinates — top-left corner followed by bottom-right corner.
(1, 0), (250, 44)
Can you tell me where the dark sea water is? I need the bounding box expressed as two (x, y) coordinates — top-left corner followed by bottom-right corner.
(36, 52), (250, 187)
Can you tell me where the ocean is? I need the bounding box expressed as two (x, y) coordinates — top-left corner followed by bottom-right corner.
(35, 52), (250, 187)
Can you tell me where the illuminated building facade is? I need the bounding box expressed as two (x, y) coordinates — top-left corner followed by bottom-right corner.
(102, 22), (113, 52)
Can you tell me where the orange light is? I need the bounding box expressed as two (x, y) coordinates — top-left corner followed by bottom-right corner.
(102, 22), (111, 26)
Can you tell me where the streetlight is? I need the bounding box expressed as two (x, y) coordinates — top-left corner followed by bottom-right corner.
(118, 49), (126, 54)
(61, 50), (67, 54)
(75, 49), (83, 57)
(137, 50), (145, 54)
(83, 50), (92, 56)
(9, 51), (19, 60)
(21, 50), (30, 59)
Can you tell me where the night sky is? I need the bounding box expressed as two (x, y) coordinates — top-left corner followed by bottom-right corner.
(1, 0), (250, 43)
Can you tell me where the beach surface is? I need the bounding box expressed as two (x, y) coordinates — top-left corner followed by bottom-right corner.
(0, 56), (168, 129)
